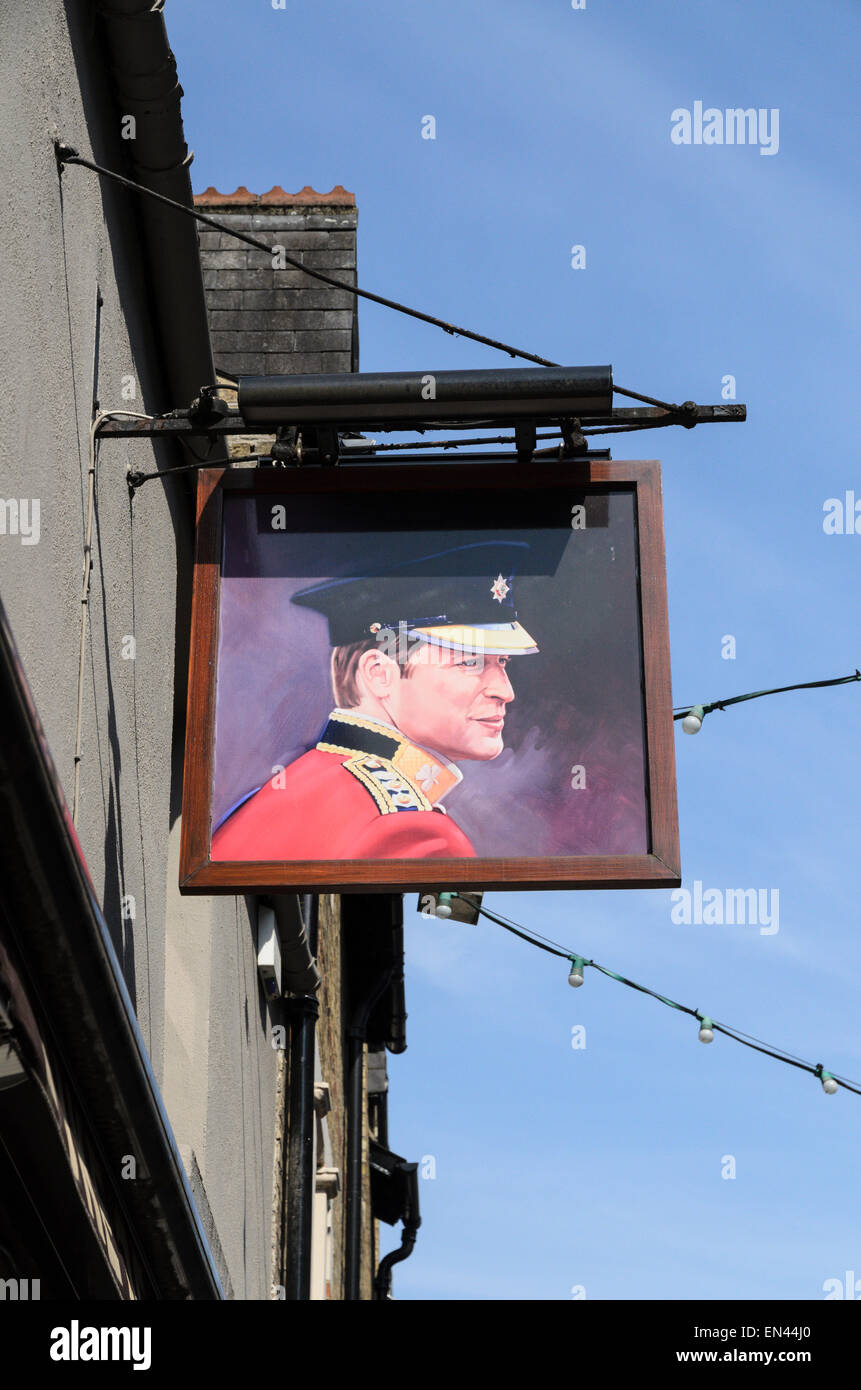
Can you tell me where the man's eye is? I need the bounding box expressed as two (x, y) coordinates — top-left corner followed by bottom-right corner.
(459, 658), (481, 669)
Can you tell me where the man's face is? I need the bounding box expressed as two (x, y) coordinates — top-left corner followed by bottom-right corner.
(388, 645), (515, 761)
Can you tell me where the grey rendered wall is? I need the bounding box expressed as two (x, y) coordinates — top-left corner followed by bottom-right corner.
(0, 1), (277, 1299)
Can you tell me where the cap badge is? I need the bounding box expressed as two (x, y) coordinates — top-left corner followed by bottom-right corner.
(490, 574), (510, 603)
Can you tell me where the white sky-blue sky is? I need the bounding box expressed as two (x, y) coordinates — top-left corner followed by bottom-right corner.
(167, 0), (860, 1299)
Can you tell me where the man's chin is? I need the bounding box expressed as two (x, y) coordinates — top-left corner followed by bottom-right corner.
(459, 734), (505, 761)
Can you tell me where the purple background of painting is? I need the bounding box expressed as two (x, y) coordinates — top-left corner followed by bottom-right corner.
(211, 492), (649, 857)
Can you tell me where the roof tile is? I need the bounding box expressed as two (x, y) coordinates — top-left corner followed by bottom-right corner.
(195, 184), (356, 207)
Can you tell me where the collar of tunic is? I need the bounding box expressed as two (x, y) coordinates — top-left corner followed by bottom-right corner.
(317, 709), (463, 806)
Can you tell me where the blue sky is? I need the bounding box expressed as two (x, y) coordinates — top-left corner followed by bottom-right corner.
(167, 0), (861, 1299)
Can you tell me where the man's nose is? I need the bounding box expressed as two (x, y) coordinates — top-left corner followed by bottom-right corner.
(485, 661), (514, 703)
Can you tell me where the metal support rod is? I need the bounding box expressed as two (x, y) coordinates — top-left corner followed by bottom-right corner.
(56, 146), (751, 430)
(54, 146), (572, 372)
(127, 451), (614, 490)
(95, 401), (746, 438)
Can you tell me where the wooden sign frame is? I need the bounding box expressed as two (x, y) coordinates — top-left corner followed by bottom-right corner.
(179, 460), (680, 893)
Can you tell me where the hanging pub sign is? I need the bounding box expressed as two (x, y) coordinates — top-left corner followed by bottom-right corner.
(179, 461), (680, 893)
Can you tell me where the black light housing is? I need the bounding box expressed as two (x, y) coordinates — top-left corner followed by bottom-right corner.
(237, 364), (613, 430)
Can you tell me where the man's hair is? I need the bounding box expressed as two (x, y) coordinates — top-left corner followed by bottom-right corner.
(331, 635), (416, 709)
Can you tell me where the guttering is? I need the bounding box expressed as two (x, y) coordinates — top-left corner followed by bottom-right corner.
(0, 601), (223, 1299)
(272, 894), (321, 997)
(96, 0), (225, 432)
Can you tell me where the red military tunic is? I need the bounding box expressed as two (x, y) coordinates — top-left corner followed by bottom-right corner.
(211, 710), (475, 862)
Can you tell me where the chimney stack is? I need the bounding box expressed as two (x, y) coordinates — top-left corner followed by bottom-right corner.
(195, 184), (358, 381)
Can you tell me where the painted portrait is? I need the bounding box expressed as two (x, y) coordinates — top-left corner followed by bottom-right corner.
(180, 463), (679, 892)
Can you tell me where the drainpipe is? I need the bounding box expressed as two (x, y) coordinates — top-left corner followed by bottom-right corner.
(96, 0), (222, 420)
(281, 896), (319, 1300)
(374, 1163), (421, 1301)
(94, 0), (228, 757)
(345, 963), (394, 1301)
(273, 894), (320, 998)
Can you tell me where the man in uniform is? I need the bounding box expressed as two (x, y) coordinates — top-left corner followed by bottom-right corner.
(210, 541), (538, 861)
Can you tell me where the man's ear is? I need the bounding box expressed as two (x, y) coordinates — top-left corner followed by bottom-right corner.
(355, 645), (400, 699)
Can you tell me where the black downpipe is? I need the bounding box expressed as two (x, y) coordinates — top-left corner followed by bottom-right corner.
(375, 1220), (420, 1300)
(97, 0), (221, 418)
(374, 1166), (421, 1301)
(283, 995), (318, 1299)
(283, 896), (319, 1301)
(376, 1088), (389, 1150)
(345, 965), (394, 1301)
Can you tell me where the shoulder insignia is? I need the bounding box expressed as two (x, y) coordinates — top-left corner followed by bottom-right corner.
(342, 753), (432, 815)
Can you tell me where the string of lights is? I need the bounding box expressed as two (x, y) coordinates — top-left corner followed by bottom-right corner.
(432, 894), (860, 1099)
(674, 669), (860, 733)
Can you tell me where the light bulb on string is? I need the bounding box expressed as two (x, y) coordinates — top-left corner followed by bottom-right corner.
(698, 1015), (715, 1044)
(682, 705), (705, 735)
(435, 892), (454, 919)
(471, 896), (861, 1104)
(568, 956), (585, 988)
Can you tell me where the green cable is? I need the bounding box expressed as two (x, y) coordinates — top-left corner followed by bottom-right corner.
(444, 894), (861, 1097)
